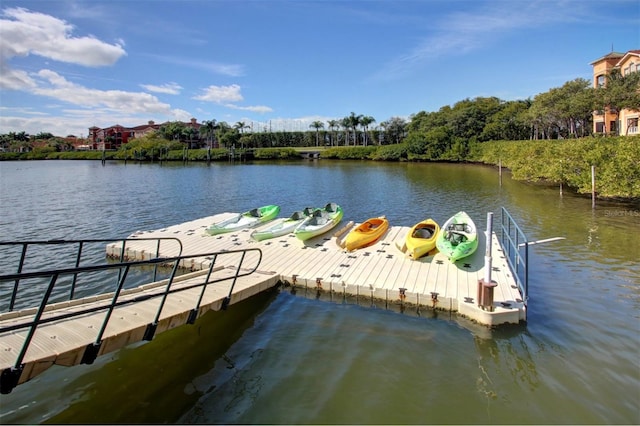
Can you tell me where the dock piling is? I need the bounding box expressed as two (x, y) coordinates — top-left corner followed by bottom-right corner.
(478, 212), (497, 311)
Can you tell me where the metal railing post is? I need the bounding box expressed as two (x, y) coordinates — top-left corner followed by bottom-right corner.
(498, 207), (529, 306)
(9, 243), (28, 311)
(81, 264), (132, 364)
(70, 241), (84, 300)
(222, 250), (250, 310)
(188, 254), (218, 324)
(143, 259), (181, 341)
(14, 273), (60, 369)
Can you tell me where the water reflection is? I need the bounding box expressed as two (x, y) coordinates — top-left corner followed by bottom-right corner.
(0, 290), (278, 425)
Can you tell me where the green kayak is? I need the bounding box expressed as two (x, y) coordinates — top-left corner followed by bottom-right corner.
(205, 204), (280, 236)
(435, 211), (478, 262)
(294, 202), (343, 241)
(250, 207), (315, 241)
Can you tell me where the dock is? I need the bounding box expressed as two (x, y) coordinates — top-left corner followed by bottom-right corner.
(0, 211), (526, 394)
(107, 212), (526, 325)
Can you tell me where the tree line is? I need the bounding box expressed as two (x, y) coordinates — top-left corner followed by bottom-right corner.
(1, 67), (638, 154)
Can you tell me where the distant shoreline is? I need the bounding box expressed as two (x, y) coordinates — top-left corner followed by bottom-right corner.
(2, 136), (639, 203)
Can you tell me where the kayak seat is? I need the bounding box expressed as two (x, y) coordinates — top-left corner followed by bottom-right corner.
(249, 208), (261, 217)
(303, 207), (315, 216)
(325, 202), (338, 213)
(309, 216), (327, 226)
(445, 230), (466, 245)
(413, 228), (433, 238)
(309, 209), (329, 226)
(448, 223), (473, 240)
(450, 223), (467, 231)
(290, 211), (305, 220)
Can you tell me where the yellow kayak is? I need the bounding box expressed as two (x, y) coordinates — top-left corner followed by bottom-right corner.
(344, 216), (389, 251)
(405, 218), (440, 259)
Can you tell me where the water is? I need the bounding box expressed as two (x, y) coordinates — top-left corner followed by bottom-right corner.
(0, 160), (638, 424)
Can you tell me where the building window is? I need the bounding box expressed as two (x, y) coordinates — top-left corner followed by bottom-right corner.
(597, 74), (605, 87)
(623, 65), (631, 75)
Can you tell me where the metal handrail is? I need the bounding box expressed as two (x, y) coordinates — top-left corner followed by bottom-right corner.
(0, 237), (183, 310)
(499, 207), (528, 303)
(0, 247), (262, 394)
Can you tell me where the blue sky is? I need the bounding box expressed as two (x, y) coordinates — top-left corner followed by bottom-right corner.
(0, 0), (638, 137)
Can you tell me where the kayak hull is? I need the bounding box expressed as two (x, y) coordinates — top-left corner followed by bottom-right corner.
(405, 218), (440, 259)
(294, 203), (343, 241)
(344, 217), (389, 251)
(250, 209), (312, 241)
(435, 211), (478, 262)
(205, 205), (280, 235)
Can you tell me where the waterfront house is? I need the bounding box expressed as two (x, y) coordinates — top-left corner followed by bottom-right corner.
(88, 118), (203, 150)
(591, 50), (640, 136)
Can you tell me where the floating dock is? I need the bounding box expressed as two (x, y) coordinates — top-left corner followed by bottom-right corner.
(110, 213), (526, 326)
(0, 212), (526, 393)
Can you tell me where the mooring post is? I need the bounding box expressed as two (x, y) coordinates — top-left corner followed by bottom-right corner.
(484, 212), (493, 284)
(591, 165), (596, 209)
(477, 212), (497, 310)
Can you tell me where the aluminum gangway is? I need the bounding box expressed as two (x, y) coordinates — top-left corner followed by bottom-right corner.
(0, 238), (278, 394)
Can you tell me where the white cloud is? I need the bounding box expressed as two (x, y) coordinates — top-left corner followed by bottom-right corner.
(225, 104), (274, 113)
(0, 64), (37, 90)
(32, 69), (173, 115)
(194, 84), (273, 114)
(0, 8), (196, 134)
(0, 112), (96, 137)
(0, 7), (126, 67)
(140, 82), (183, 95)
(194, 84), (244, 103)
(171, 109), (194, 121)
(0, 104), (196, 137)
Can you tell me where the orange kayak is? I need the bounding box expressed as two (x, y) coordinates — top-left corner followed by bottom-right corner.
(344, 216), (389, 251)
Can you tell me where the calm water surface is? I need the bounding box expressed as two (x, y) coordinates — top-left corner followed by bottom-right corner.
(0, 160), (638, 424)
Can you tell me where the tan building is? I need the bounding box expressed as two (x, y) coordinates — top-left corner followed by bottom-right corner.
(591, 50), (640, 135)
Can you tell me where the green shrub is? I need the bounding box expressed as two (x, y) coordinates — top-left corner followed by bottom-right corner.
(322, 146), (377, 159)
(370, 144), (408, 161)
(475, 136), (640, 199)
(254, 148), (299, 159)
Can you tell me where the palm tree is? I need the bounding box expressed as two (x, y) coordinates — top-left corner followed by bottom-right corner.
(214, 121), (228, 148)
(309, 121), (324, 146)
(327, 119), (339, 146)
(234, 121), (250, 134)
(359, 115), (376, 146)
(183, 127), (198, 148)
(346, 112), (362, 145)
(199, 120), (217, 148)
(340, 117), (351, 146)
